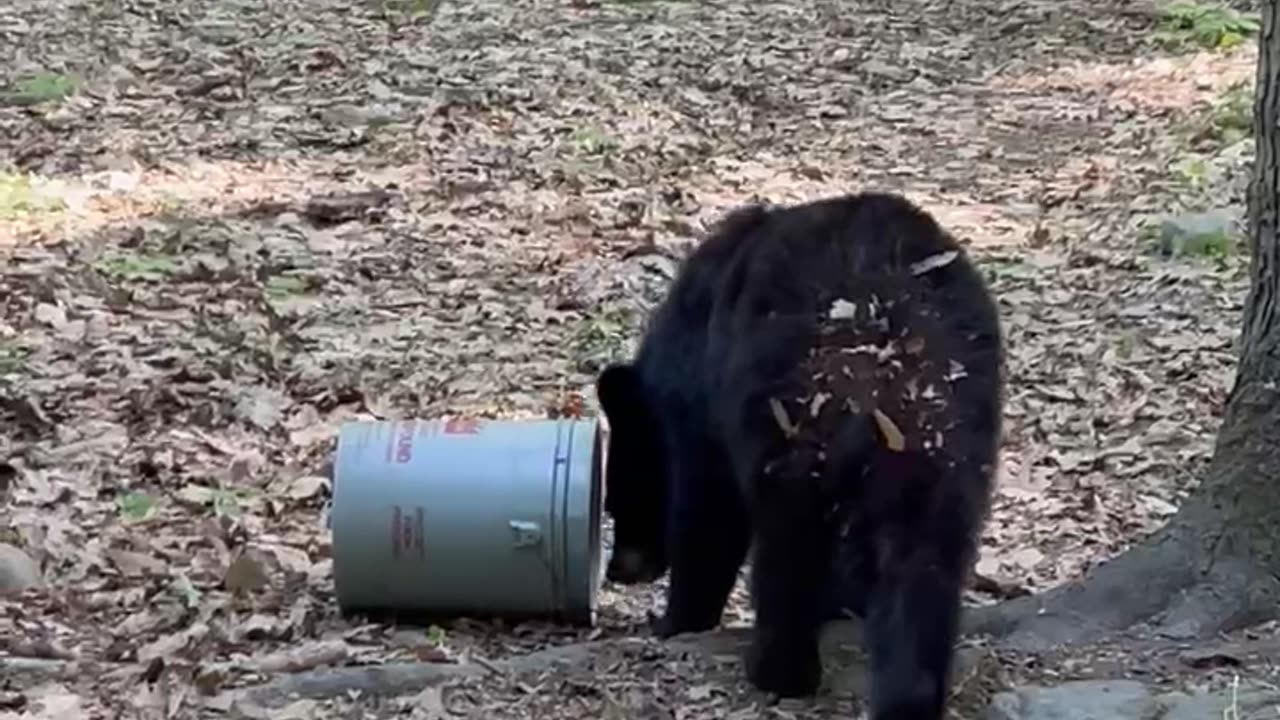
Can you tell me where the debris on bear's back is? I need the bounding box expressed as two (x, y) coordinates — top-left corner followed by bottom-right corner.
(775, 271), (966, 463)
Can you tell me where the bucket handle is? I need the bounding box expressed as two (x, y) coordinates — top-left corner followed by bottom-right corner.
(508, 520), (544, 549)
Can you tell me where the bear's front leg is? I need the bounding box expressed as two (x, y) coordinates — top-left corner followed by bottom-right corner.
(650, 464), (751, 638)
(744, 493), (826, 697)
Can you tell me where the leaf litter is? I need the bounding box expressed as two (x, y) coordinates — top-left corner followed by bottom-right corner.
(0, 0), (1260, 716)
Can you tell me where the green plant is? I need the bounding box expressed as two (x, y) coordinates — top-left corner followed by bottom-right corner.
(1204, 82), (1254, 144)
(0, 341), (29, 374)
(375, 0), (443, 25)
(1149, 211), (1241, 265)
(1155, 2), (1260, 50)
(571, 125), (619, 156)
(116, 492), (157, 521)
(265, 275), (310, 298)
(0, 172), (66, 219)
(1171, 155), (1210, 189)
(211, 488), (250, 519)
(426, 624), (447, 645)
(170, 571), (201, 608)
(1178, 228), (1235, 259)
(2, 71), (76, 106)
(94, 252), (182, 282)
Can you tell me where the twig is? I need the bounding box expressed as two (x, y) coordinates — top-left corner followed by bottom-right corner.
(0, 655), (91, 680)
(220, 608), (1028, 709)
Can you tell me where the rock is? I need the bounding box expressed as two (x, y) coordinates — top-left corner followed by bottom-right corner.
(1158, 683), (1280, 720)
(985, 680), (1153, 720)
(0, 542), (43, 595)
(986, 679), (1280, 720)
(1157, 207), (1243, 258)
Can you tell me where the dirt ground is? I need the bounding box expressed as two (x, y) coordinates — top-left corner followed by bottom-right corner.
(0, 0), (1272, 718)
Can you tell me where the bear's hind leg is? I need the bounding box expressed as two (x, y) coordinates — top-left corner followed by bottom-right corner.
(864, 528), (970, 720)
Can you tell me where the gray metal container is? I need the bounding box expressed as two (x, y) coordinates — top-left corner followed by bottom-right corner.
(330, 417), (604, 625)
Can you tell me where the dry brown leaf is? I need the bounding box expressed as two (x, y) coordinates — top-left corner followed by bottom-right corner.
(250, 639), (350, 673)
(873, 408), (906, 452)
(106, 549), (167, 577)
(768, 397), (798, 438)
(260, 543), (313, 575)
(276, 699), (322, 720)
(277, 475), (328, 501)
(908, 250), (959, 276)
(809, 392), (830, 418)
(828, 298), (857, 320)
(18, 685), (82, 720)
(223, 551), (270, 594)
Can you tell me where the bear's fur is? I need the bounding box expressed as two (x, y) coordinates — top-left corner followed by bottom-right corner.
(597, 191), (1003, 720)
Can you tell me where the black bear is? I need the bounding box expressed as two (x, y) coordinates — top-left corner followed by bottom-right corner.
(597, 191), (1003, 720)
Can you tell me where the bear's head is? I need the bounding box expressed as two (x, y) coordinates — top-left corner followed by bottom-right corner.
(596, 363), (669, 585)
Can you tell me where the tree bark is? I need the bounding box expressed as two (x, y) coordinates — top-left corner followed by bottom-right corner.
(970, 0), (1280, 650)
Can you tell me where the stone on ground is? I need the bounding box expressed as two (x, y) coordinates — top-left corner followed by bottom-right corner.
(0, 542), (42, 595)
(986, 679), (1280, 720)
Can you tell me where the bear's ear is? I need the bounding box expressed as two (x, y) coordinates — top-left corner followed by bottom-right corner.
(596, 363), (646, 426)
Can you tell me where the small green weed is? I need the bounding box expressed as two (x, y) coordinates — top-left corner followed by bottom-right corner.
(0, 173), (67, 219)
(265, 275), (311, 298)
(1155, 2), (1260, 50)
(212, 488), (249, 519)
(1203, 82), (1254, 144)
(0, 342), (30, 374)
(375, 0), (443, 24)
(116, 492), (157, 521)
(1171, 156), (1210, 189)
(426, 625), (447, 645)
(94, 252), (182, 282)
(170, 571), (202, 608)
(1146, 210), (1241, 266)
(2, 71), (77, 106)
(1172, 228), (1236, 259)
(571, 125), (619, 156)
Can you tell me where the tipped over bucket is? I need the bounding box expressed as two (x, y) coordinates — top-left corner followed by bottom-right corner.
(330, 417), (604, 625)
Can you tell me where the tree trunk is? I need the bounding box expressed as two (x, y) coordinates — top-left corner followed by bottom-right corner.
(969, 0), (1280, 650)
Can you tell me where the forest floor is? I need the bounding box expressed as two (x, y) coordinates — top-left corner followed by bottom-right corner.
(0, 0), (1273, 718)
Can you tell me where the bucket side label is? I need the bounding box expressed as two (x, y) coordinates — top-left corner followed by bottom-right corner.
(442, 417), (483, 435)
(385, 420), (418, 464)
(390, 506), (426, 560)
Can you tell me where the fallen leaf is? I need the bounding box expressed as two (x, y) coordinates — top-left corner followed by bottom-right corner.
(106, 549), (167, 577)
(33, 303), (66, 327)
(234, 386), (291, 431)
(277, 699), (322, 720)
(1010, 547), (1044, 569)
(686, 683), (716, 701)
(769, 397), (798, 438)
(223, 551), (270, 594)
(809, 392), (830, 417)
(873, 408), (906, 451)
(827, 298), (857, 320)
(909, 250), (959, 275)
(277, 475), (328, 501)
(22, 685), (81, 719)
(250, 639), (349, 673)
(260, 543), (313, 575)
